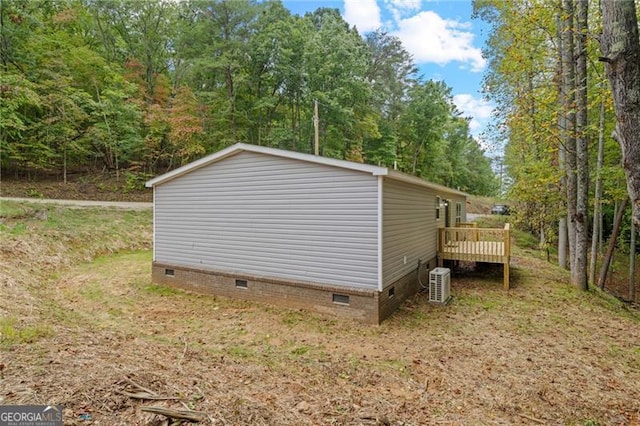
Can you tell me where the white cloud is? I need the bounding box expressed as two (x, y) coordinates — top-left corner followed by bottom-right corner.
(453, 93), (493, 135)
(384, 0), (421, 23)
(387, 0), (421, 12)
(343, 0), (382, 33)
(392, 11), (486, 72)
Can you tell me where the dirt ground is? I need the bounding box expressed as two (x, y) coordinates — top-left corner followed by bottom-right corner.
(0, 174), (152, 202)
(1, 203), (639, 425)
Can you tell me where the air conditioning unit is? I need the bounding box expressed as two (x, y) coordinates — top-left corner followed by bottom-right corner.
(429, 267), (451, 303)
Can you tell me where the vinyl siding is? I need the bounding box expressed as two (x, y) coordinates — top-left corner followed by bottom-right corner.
(154, 151), (379, 289)
(382, 178), (439, 287)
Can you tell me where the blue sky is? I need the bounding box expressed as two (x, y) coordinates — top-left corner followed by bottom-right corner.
(281, 0), (494, 149)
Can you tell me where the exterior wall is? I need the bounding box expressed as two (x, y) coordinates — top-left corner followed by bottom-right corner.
(152, 263), (380, 324)
(154, 151), (379, 290)
(380, 177), (465, 321)
(378, 256), (438, 322)
(381, 178), (439, 287)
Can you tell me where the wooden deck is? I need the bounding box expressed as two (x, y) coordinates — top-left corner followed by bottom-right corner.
(438, 223), (511, 289)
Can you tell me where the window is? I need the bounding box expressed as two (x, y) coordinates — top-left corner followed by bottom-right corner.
(456, 202), (462, 224)
(165, 269), (175, 277)
(435, 196), (441, 220)
(235, 279), (248, 288)
(332, 294), (350, 305)
(388, 287), (395, 298)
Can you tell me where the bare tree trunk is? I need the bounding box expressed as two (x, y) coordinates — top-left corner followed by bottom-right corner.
(559, 218), (568, 268)
(598, 198), (628, 290)
(573, 0), (589, 290)
(600, 0), (640, 228)
(589, 99), (606, 285)
(630, 221), (636, 301)
(412, 146), (420, 174)
(562, 0), (577, 274)
(63, 150), (68, 185)
(599, 204), (603, 252)
(556, 11), (568, 270)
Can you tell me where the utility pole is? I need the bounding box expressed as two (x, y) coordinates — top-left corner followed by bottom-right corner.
(313, 99), (319, 156)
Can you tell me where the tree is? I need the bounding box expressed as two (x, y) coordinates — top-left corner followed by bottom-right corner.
(0, 74), (42, 176)
(474, 0), (564, 243)
(598, 198), (628, 289)
(630, 221), (636, 301)
(599, 0), (640, 228)
(573, 0), (589, 290)
(91, 0), (176, 105)
(589, 97), (606, 285)
(399, 80), (450, 176)
(178, 0), (259, 145)
(1, 0), (497, 194)
(363, 30), (416, 167)
(561, 0), (579, 274)
(302, 8), (376, 158)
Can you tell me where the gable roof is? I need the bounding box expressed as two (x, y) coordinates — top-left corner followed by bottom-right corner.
(145, 143), (467, 197)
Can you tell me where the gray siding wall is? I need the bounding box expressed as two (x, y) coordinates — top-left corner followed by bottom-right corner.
(154, 151), (379, 289)
(382, 178), (439, 287)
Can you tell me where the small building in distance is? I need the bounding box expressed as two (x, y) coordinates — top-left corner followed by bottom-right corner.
(145, 143), (467, 323)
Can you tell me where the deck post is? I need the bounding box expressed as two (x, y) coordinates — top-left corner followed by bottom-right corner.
(504, 261), (510, 290)
(503, 223), (511, 290)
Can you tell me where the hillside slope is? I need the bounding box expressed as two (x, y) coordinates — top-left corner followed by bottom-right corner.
(0, 201), (638, 425)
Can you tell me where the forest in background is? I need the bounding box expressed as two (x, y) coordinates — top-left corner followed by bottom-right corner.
(0, 0), (498, 196)
(475, 0), (638, 295)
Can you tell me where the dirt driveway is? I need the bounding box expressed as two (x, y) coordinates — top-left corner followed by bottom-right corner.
(0, 197), (152, 210)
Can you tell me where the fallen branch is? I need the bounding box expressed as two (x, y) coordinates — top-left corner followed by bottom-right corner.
(361, 415), (391, 426)
(116, 390), (183, 401)
(123, 376), (159, 396)
(517, 413), (545, 424)
(177, 338), (188, 370)
(141, 406), (206, 423)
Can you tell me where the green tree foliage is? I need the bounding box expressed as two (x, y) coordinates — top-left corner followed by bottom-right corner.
(474, 0), (564, 236)
(0, 0), (497, 196)
(475, 0), (630, 275)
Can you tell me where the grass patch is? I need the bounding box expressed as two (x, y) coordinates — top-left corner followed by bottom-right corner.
(512, 227), (540, 250)
(0, 201), (32, 218)
(4, 221), (27, 235)
(227, 345), (256, 359)
(455, 291), (503, 310)
(143, 283), (181, 296)
(289, 345), (311, 357)
(79, 281), (105, 302)
(394, 306), (429, 328)
(0, 316), (52, 347)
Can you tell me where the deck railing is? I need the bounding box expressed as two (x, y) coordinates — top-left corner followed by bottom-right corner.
(438, 223), (511, 289)
(456, 222), (478, 229)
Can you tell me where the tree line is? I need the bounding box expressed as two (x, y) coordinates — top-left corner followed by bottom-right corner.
(475, 0), (639, 296)
(0, 0), (498, 196)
